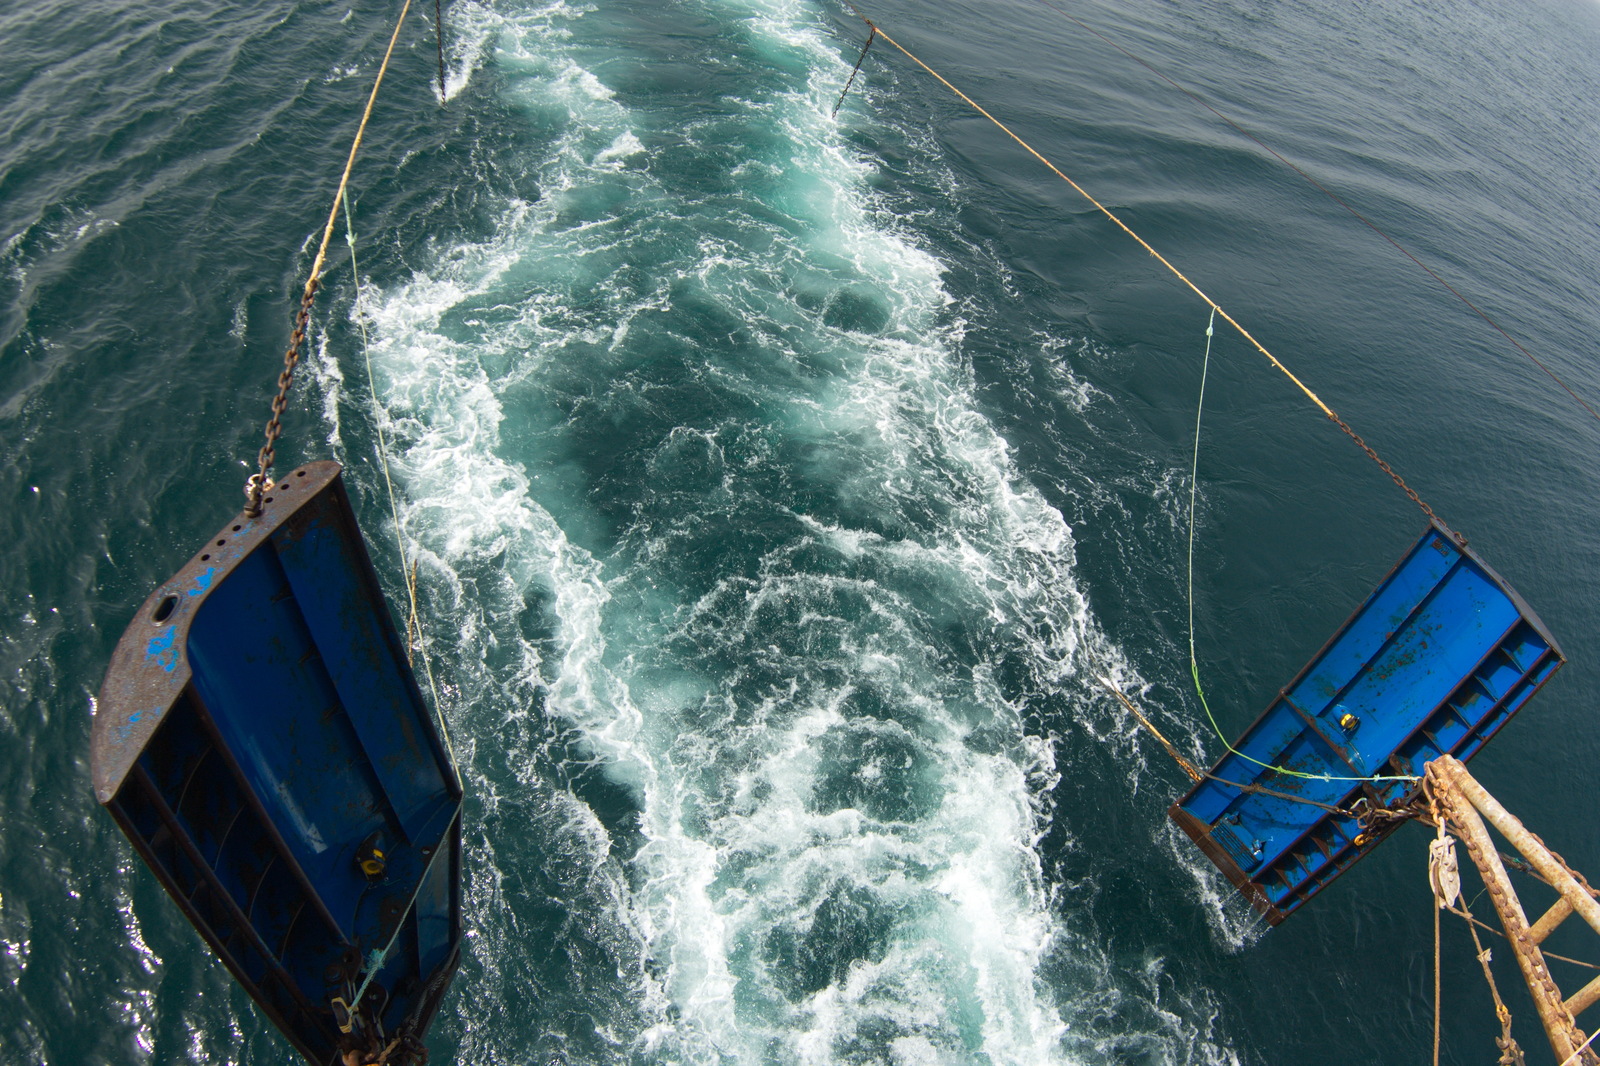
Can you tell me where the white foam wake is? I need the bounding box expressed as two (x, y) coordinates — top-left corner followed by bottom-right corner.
(344, 0), (1240, 1062)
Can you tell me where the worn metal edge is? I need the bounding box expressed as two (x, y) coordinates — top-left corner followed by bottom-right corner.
(1168, 802), (1285, 926)
(91, 461), (345, 805)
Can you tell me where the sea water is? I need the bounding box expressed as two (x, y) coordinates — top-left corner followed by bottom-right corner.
(4, 1), (1599, 1063)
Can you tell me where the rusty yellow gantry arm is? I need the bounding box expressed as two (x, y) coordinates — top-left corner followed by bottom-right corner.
(1427, 755), (1600, 1066)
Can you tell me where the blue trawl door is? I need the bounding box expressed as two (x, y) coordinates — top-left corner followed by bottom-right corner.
(93, 461), (462, 1064)
(1171, 523), (1563, 924)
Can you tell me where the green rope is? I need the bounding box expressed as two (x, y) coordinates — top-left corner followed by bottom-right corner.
(1186, 307), (1415, 785)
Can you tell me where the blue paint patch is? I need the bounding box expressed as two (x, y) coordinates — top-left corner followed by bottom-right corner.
(187, 566), (217, 597)
(146, 625), (180, 672)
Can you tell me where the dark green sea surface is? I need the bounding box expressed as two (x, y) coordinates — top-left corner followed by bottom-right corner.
(4, 0), (1599, 1063)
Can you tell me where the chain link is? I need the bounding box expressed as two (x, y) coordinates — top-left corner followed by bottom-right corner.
(245, 279), (321, 516)
(1520, 824), (1600, 902)
(1327, 413), (1458, 541)
(833, 24), (876, 118)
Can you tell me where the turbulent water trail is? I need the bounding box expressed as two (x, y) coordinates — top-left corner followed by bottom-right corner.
(352, 1), (1220, 1062)
(3, 0), (1596, 1062)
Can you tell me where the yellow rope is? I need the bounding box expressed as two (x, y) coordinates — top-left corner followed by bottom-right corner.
(302, 2), (457, 773)
(330, 0), (463, 773)
(841, 7), (1444, 529)
(341, 189), (459, 774)
(853, 19), (1329, 407)
(306, 0), (413, 298)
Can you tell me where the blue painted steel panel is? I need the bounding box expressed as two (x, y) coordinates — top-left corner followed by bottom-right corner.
(1170, 523), (1562, 924)
(274, 519), (450, 840)
(93, 462), (462, 1065)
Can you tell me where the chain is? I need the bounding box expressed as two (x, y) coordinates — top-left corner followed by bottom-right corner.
(833, 23), (877, 118)
(1345, 794), (1422, 847)
(1520, 824), (1600, 901)
(240, 0), (415, 515)
(1326, 412), (1458, 543)
(246, 280), (321, 516)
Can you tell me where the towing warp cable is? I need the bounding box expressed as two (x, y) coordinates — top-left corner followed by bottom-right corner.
(1029, 0), (1600, 430)
(834, 0), (1452, 540)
